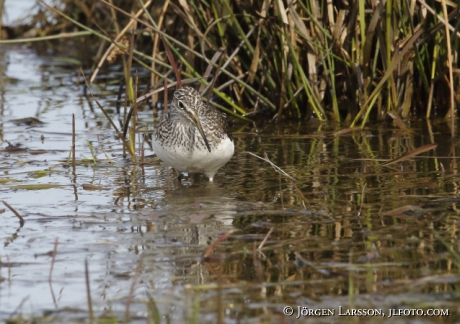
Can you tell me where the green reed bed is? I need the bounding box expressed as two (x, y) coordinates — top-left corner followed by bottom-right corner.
(1, 0), (458, 126)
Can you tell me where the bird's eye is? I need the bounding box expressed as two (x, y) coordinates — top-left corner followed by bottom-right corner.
(178, 100), (185, 109)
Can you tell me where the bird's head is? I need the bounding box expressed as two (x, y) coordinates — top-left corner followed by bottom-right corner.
(172, 86), (211, 152)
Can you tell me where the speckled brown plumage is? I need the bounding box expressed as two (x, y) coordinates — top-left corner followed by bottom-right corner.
(152, 86), (234, 180)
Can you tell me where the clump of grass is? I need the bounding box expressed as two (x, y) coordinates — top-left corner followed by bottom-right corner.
(3, 0), (458, 127)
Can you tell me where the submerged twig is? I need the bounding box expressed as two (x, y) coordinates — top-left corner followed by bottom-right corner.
(123, 262), (142, 324)
(48, 237), (59, 307)
(2, 200), (24, 225)
(258, 227), (274, 250)
(80, 68), (134, 157)
(48, 238), (59, 282)
(85, 258), (94, 322)
(246, 152), (312, 209)
(380, 143), (438, 167)
(358, 183), (367, 216)
(246, 152), (295, 182)
(72, 114), (76, 173)
(202, 230), (236, 259)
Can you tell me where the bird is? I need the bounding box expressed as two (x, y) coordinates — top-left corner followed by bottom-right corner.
(152, 86), (234, 181)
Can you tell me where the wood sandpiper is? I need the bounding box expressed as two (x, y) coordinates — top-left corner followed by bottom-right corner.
(152, 86), (234, 181)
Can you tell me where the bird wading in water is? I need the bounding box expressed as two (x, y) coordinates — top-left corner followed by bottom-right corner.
(152, 86), (234, 181)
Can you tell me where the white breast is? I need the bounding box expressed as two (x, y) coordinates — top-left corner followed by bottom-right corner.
(152, 135), (234, 181)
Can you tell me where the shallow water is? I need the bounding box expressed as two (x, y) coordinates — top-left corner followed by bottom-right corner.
(1, 44), (460, 323)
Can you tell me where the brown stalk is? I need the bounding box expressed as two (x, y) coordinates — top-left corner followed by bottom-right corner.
(160, 35), (182, 88)
(291, 181), (312, 210)
(248, 32), (260, 84)
(116, 77), (123, 114)
(332, 127), (360, 136)
(164, 76), (168, 111)
(108, 0), (121, 34)
(359, 183), (367, 214)
(126, 24), (136, 93)
(48, 238), (59, 281)
(217, 278), (223, 324)
(48, 237), (59, 307)
(351, 27), (424, 127)
(123, 262), (142, 324)
(253, 242), (266, 282)
(137, 76), (205, 104)
(416, 1), (460, 43)
(80, 68), (134, 157)
(380, 143), (438, 167)
(199, 49), (224, 94)
(151, 0), (171, 103)
(2, 200), (24, 225)
(206, 53), (225, 102)
(89, 0), (154, 83)
(7, 255), (11, 282)
(440, 0), (455, 137)
(387, 112), (408, 131)
(99, 0), (274, 112)
(72, 113), (76, 174)
(202, 230), (236, 259)
(85, 259), (94, 322)
(0, 0), (4, 31)
(362, 1), (384, 90)
(279, 174), (284, 209)
(120, 25), (135, 145)
(247, 152), (312, 209)
(426, 83), (435, 118)
(0, 31), (92, 44)
(134, 72), (139, 158)
(258, 227), (274, 250)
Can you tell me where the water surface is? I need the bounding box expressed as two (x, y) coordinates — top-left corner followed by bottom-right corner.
(1, 43), (459, 323)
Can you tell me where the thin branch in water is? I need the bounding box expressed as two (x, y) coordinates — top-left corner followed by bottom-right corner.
(48, 238), (59, 282)
(85, 258), (94, 322)
(72, 114), (76, 174)
(123, 262), (143, 324)
(134, 71), (139, 158)
(379, 143), (438, 167)
(258, 228), (274, 250)
(202, 230), (236, 259)
(246, 152), (296, 182)
(358, 183), (367, 216)
(246, 152), (312, 209)
(2, 200), (24, 226)
(80, 68), (134, 157)
(48, 238), (59, 307)
(279, 173), (284, 209)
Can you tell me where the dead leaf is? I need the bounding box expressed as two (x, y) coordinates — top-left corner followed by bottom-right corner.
(82, 184), (106, 191)
(380, 143), (437, 166)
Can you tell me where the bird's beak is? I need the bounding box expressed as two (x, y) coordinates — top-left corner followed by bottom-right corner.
(190, 114), (211, 152)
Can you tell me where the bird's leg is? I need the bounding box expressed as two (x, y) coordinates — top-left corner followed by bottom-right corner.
(173, 168), (182, 180)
